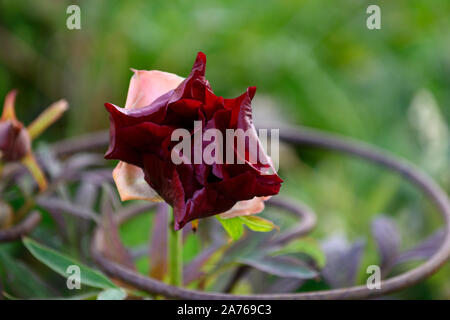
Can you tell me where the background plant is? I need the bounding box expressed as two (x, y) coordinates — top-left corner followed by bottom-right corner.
(0, 0), (449, 299)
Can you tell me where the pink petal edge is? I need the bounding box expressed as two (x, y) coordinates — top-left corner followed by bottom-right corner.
(114, 69), (184, 201)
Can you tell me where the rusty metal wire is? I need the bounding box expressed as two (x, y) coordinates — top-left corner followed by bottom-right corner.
(2, 127), (448, 299)
(87, 126), (450, 299)
(0, 211), (41, 243)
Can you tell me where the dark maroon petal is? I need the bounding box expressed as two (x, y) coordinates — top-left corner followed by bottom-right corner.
(169, 52), (210, 103)
(203, 88), (225, 120)
(181, 186), (236, 228)
(105, 102), (174, 165)
(120, 123), (173, 157)
(224, 86), (256, 127)
(105, 52), (283, 230)
(141, 153), (186, 227)
(176, 162), (203, 200)
(175, 170), (280, 229)
(168, 99), (203, 119)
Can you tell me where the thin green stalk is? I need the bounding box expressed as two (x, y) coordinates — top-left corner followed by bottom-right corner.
(169, 207), (182, 287)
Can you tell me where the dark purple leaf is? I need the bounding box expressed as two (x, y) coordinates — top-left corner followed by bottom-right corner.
(74, 182), (98, 209)
(183, 244), (222, 285)
(36, 196), (99, 223)
(64, 153), (105, 173)
(321, 236), (365, 288)
(78, 169), (114, 185)
(149, 202), (169, 280)
(116, 202), (156, 224)
(395, 229), (445, 264)
(37, 147), (62, 178)
(263, 277), (305, 293)
(238, 255), (318, 279)
(221, 232), (271, 265)
(372, 215), (401, 276)
(98, 186), (136, 270)
(74, 182), (99, 248)
(130, 245), (147, 260)
(39, 146), (104, 181)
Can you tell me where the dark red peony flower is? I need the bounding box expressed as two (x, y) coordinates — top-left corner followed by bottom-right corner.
(105, 52), (282, 230)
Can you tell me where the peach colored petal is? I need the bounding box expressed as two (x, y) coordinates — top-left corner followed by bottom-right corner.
(113, 162), (162, 202)
(219, 196), (271, 219)
(114, 69), (184, 202)
(125, 70), (184, 110)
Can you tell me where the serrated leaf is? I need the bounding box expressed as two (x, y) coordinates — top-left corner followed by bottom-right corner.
(23, 237), (117, 289)
(239, 215), (278, 232)
(217, 216), (244, 241)
(97, 288), (127, 300)
(270, 238), (326, 268)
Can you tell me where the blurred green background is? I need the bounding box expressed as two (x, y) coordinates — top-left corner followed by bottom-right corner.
(0, 0), (449, 299)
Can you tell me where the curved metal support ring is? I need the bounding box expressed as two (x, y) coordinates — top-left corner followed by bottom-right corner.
(90, 126), (450, 299)
(0, 211), (41, 243)
(266, 196), (317, 246)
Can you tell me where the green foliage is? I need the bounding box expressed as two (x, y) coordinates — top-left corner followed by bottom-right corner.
(239, 216), (278, 233)
(217, 216), (244, 241)
(119, 209), (152, 247)
(0, 0), (449, 298)
(97, 288), (127, 300)
(271, 238), (326, 268)
(217, 215), (277, 241)
(0, 251), (55, 298)
(183, 233), (202, 263)
(22, 237), (117, 290)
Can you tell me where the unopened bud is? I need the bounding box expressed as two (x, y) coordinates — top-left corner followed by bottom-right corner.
(0, 120), (32, 162)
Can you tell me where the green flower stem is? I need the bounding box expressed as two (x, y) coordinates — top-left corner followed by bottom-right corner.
(169, 207), (182, 287)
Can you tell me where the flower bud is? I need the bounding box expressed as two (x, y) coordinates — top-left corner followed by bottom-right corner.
(0, 119), (31, 162)
(0, 90), (67, 192)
